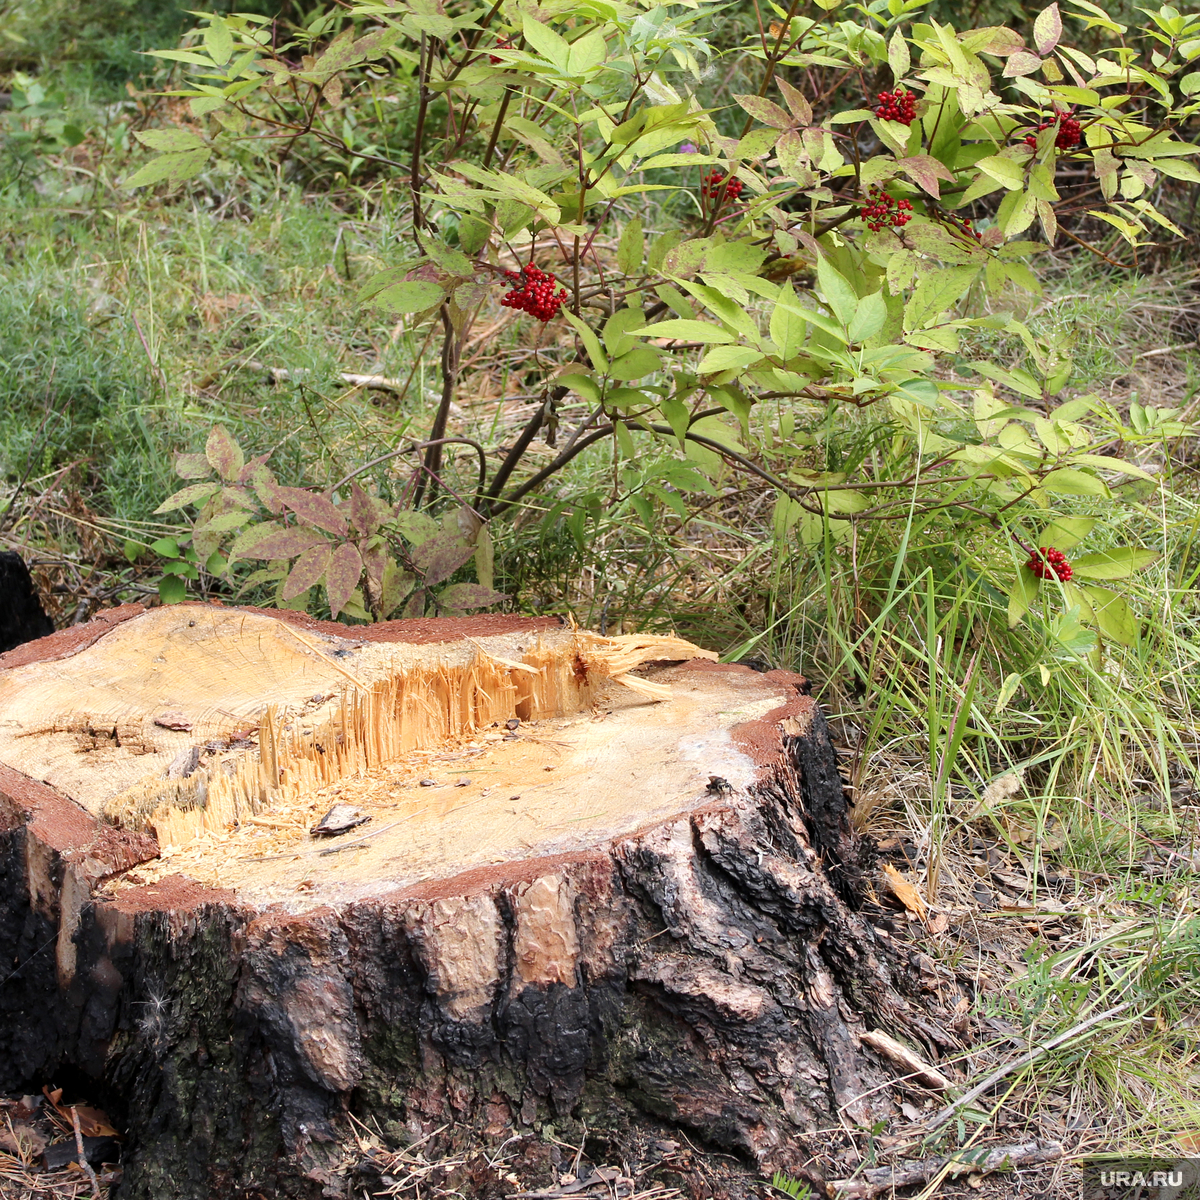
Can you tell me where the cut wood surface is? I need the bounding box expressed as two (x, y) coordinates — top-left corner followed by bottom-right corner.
(0, 604), (964, 1200)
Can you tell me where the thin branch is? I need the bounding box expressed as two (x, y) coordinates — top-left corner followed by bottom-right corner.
(333, 437), (489, 500)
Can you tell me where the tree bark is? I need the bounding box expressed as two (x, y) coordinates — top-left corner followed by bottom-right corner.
(0, 604), (961, 1199)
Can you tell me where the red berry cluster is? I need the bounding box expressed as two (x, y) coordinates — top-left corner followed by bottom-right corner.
(500, 264), (567, 322)
(701, 172), (743, 201)
(1024, 111), (1081, 150)
(489, 37), (513, 64)
(958, 217), (983, 242)
(1025, 546), (1073, 582)
(875, 89), (917, 125)
(860, 186), (913, 232)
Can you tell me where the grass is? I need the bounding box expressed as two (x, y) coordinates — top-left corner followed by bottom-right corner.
(2, 43), (1200, 1183)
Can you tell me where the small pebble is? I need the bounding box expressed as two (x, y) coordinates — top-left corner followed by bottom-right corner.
(505, 717), (520, 730)
(419, 779), (437, 787)
(455, 777), (470, 787)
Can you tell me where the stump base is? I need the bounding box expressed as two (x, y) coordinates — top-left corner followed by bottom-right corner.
(0, 605), (958, 1199)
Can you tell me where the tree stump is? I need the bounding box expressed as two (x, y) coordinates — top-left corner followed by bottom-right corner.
(0, 604), (959, 1198)
(0, 551), (54, 653)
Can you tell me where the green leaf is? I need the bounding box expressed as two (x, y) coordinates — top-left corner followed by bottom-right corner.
(392, 511), (440, 545)
(457, 216), (490, 255)
(1084, 585), (1138, 645)
(617, 218), (644, 276)
(380, 561), (414, 618)
(903, 267), (979, 332)
(204, 17), (234, 66)
(150, 537), (181, 559)
(475, 524), (495, 592)
(660, 395), (690, 443)
(1037, 515), (1095, 549)
(367, 280), (446, 314)
(975, 155), (1025, 190)
(629, 495), (654, 529)
(609, 347), (662, 381)
(1041, 468), (1110, 497)
(567, 28), (607, 75)
(133, 129), (207, 153)
(888, 28), (910, 81)
(154, 482), (221, 514)
(125, 149), (211, 189)
(1008, 568), (1040, 627)
(696, 345), (764, 374)
(197, 509), (252, 534)
(1071, 547), (1160, 579)
(847, 291), (887, 344)
(770, 296), (808, 359)
(603, 307), (648, 357)
(521, 14), (571, 72)
(634, 319), (735, 344)
(995, 672), (1023, 714)
(420, 236), (474, 277)
(562, 309), (608, 372)
(158, 575), (187, 605)
(816, 256), (858, 326)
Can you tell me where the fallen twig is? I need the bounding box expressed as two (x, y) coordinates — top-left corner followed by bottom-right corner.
(829, 1139), (1063, 1198)
(71, 1106), (102, 1200)
(858, 1030), (953, 1091)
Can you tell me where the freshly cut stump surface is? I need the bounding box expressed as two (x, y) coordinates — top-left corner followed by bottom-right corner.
(0, 604), (961, 1199)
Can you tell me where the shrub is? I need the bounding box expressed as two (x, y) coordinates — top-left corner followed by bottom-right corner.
(132, 0), (1199, 643)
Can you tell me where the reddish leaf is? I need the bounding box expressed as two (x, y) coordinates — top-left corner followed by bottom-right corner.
(896, 154), (956, 198)
(1004, 49), (1042, 77)
(228, 522), (281, 561)
(275, 486), (348, 537)
(154, 482), (221, 514)
(237, 452), (271, 485)
(206, 426), (245, 482)
(350, 483), (382, 536)
(380, 561), (414, 617)
(402, 587), (427, 618)
(411, 536), (476, 587)
(282, 544), (332, 600)
(174, 452), (212, 480)
(776, 78), (812, 125)
(325, 543), (363, 619)
(436, 583), (507, 612)
(247, 463), (283, 514)
(241, 527), (329, 560)
(1033, 2), (1062, 55)
(972, 27), (1025, 56)
(73, 1106), (119, 1138)
(733, 93), (795, 130)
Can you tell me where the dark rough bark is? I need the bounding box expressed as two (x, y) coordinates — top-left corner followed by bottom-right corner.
(0, 551), (53, 653)
(0, 648), (963, 1200)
